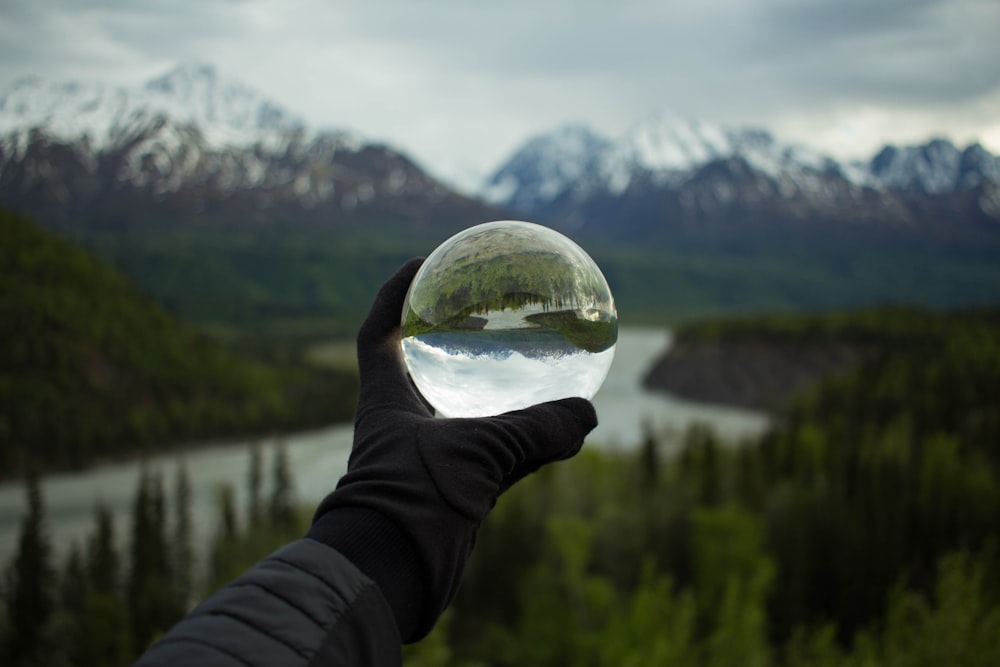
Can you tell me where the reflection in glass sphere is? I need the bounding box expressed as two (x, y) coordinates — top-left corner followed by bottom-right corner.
(401, 220), (618, 417)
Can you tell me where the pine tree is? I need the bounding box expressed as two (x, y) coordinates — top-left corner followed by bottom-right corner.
(269, 442), (296, 531)
(87, 501), (118, 595)
(0, 582), (7, 665)
(61, 542), (92, 667)
(75, 501), (130, 667)
(637, 420), (660, 496)
(173, 461), (194, 609)
(3, 465), (54, 666)
(219, 484), (238, 539)
(247, 442), (263, 526)
(128, 470), (154, 652)
(208, 484), (239, 592)
(128, 469), (181, 653)
(61, 545), (85, 610)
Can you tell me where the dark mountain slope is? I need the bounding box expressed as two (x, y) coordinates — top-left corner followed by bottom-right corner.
(0, 210), (356, 474)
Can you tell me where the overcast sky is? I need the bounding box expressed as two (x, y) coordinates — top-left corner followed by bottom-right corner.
(1, 0), (998, 190)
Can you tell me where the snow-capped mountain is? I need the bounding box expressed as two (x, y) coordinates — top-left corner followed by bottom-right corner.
(0, 62), (309, 151)
(870, 140), (1000, 195)
(485, 114), (862, 201)
(0, 63), (499, 229)
(482, 125), (612, 213)
(483, 114), (1000, 237)
(593, 113), (857, 192)
(4, 63), (998, 239)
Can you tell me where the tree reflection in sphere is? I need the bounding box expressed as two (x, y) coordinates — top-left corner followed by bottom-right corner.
(401, 220), (618, 417)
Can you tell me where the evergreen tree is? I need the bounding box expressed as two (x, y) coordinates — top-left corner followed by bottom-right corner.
(74, 501), (130, 667)
(208, 484), (240, 592)
(61, 545), (85, 611)
(128, 469), (181, 653)
(87, 501), (118, 595)
(247, 442), (263, 526)
(3, 466), (54, 666)
(57, 543), (87, 666)
(269, 442), (296, 531)
(637, 420), (660, 496)
(173, 461), (194, 609)
(219, 484), (238, 540)
(0, 582), (7, 665)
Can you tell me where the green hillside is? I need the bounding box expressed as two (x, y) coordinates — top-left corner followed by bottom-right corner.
(64, 226), (1000, 339)
(0, 210), (357, 473)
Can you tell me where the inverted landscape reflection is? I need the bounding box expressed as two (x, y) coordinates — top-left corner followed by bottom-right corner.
(402, 331), (616, 418)
(400, 220), (619, 417)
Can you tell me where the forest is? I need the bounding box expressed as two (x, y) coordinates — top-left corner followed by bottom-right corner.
(66, 222), (1000, 335)
(0, 210), (358, 474)
(3, 303), (998, 665)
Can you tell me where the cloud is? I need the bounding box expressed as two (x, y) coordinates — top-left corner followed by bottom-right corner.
(1, 0), (998, 185)
(744, 0), (1000, 104)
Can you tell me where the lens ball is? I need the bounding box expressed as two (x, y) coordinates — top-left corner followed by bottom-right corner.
(401, 220), (618, 417)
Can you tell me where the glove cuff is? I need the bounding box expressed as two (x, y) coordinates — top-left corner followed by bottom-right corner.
(308, 507), (425, 642)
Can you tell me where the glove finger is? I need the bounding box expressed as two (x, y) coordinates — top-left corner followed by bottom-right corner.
(494, 397), (597, 490)
(417, 397), (597, 521)
(356, 258), (430, 416)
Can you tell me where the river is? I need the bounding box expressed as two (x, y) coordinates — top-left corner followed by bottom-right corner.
(0, 327), (769, 564)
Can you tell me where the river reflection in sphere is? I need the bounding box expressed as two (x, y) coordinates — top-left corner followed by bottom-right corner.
(401, 220), (618, 417)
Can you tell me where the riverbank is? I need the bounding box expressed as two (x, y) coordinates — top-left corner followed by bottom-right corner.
(642, 338), (870, 412)
(0, 327), (770, 564)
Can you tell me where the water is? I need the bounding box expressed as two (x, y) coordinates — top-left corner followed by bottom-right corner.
(589, 328), (768, 451)
(0, 426), (355, 566)
(401, 329), (615, 417)
(0, 327), (768, 564)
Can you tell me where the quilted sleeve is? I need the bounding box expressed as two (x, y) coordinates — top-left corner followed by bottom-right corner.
(132, 539), (402, 667)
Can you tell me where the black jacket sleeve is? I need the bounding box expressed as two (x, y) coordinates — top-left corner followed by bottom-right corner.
(132, 539), (402, 667)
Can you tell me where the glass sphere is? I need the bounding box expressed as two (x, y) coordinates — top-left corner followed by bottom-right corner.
(401, 220), (618, 417)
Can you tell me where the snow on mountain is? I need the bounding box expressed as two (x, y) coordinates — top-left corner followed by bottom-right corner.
(0, 63), (494, 229)
(958, 144), (1000, 188)
(870, 139), (962, 195)
(141, 63), (303, 145)
(481, 114), (1000, 235)
(870, 139), (1000, 195)
(5, 64), (997, 233)
(484, 114), (999, 217)
(594, 113), (864, 196)
(482, 124), (611, 209)
(0, 62), (383, 203)
(486, 113), (864, 206)
(0, 62), (326, 152)
(599, 113), (733, 191)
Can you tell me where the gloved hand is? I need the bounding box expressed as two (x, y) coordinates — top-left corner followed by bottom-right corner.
(308, 258), (597, 642)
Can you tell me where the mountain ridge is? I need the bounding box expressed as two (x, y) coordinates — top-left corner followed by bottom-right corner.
(482, 115), (1000, 238)
(0, 63), (502, 232)
(4, 64), (998, 237)
(0, 61), (315, 150)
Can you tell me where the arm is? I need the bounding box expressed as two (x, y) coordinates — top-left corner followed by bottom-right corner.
(132, 540), (402, 666)
(133, 259), (597, 665)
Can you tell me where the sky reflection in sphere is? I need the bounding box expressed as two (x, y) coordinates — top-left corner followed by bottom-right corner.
(401, 220), (618, 417)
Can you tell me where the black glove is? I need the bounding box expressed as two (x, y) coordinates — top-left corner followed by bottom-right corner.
(308, 258), (597, 642)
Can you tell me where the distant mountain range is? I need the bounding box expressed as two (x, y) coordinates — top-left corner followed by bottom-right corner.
(2, 63), (998, 241)
(482, 119), (1000, 239)
(0, 62), (500, 231)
